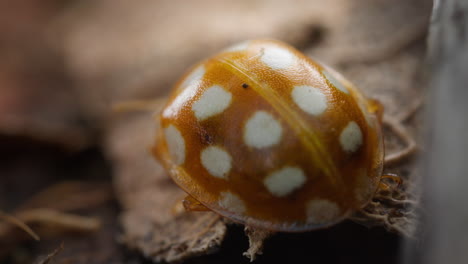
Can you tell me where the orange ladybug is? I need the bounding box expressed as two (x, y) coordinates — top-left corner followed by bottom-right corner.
(154, 39), (386, 232)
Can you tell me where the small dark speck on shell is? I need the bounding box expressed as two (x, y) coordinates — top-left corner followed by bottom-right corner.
(199, 129), (214, 145)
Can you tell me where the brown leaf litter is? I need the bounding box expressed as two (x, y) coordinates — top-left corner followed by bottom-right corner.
(0, 181), (112, 259)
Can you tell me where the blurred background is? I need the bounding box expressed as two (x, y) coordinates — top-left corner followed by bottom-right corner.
(0, 0), (445, 263)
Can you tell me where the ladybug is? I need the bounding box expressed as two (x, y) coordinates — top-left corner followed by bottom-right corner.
(154, 39), (387, 232)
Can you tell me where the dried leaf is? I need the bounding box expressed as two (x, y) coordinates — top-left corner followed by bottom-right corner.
(122, 211), (225, 263)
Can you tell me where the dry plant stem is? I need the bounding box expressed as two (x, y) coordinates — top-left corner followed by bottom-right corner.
(35, 242), (64, 264)
(17, 209), (101, 232)
(0, 210), (40, 241)
(0, 181), (107, 240)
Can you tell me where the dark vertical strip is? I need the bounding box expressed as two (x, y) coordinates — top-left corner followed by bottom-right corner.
(404, 0), (468, 263)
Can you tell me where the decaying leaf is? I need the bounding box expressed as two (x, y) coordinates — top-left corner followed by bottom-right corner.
(122, 211), (225, 263)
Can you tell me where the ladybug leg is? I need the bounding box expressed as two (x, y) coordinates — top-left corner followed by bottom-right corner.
(378, 173), (402, 191)
(381, 173), (402, 185)
(182, 195), (211, 212)
(366, 98), (384, 122)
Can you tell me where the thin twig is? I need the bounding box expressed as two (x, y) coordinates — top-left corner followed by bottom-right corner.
(17, 209), (101, 232)
(35, 242), (64, 264)
(0, 210), (40, 241)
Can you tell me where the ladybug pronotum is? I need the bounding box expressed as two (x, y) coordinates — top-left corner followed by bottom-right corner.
(154, 39), (385, 232)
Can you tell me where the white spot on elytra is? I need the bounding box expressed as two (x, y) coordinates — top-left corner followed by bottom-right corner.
(164, 125), (185, 165)
(292, 85), (328, 115)
(192, 85), (232, 121)
(323, 71), (349, 94)
(340, 121), (363, 153)
(218, 192), (245, 214)
(261, 46), (295, 70)
(181, 65), (205, 89)
(306, 199), (341, 224)
(201, 146), (232, 179)
(224, 41), (250, 52)
(244, 111), (283, 148)
(264, 167), (306, 197)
